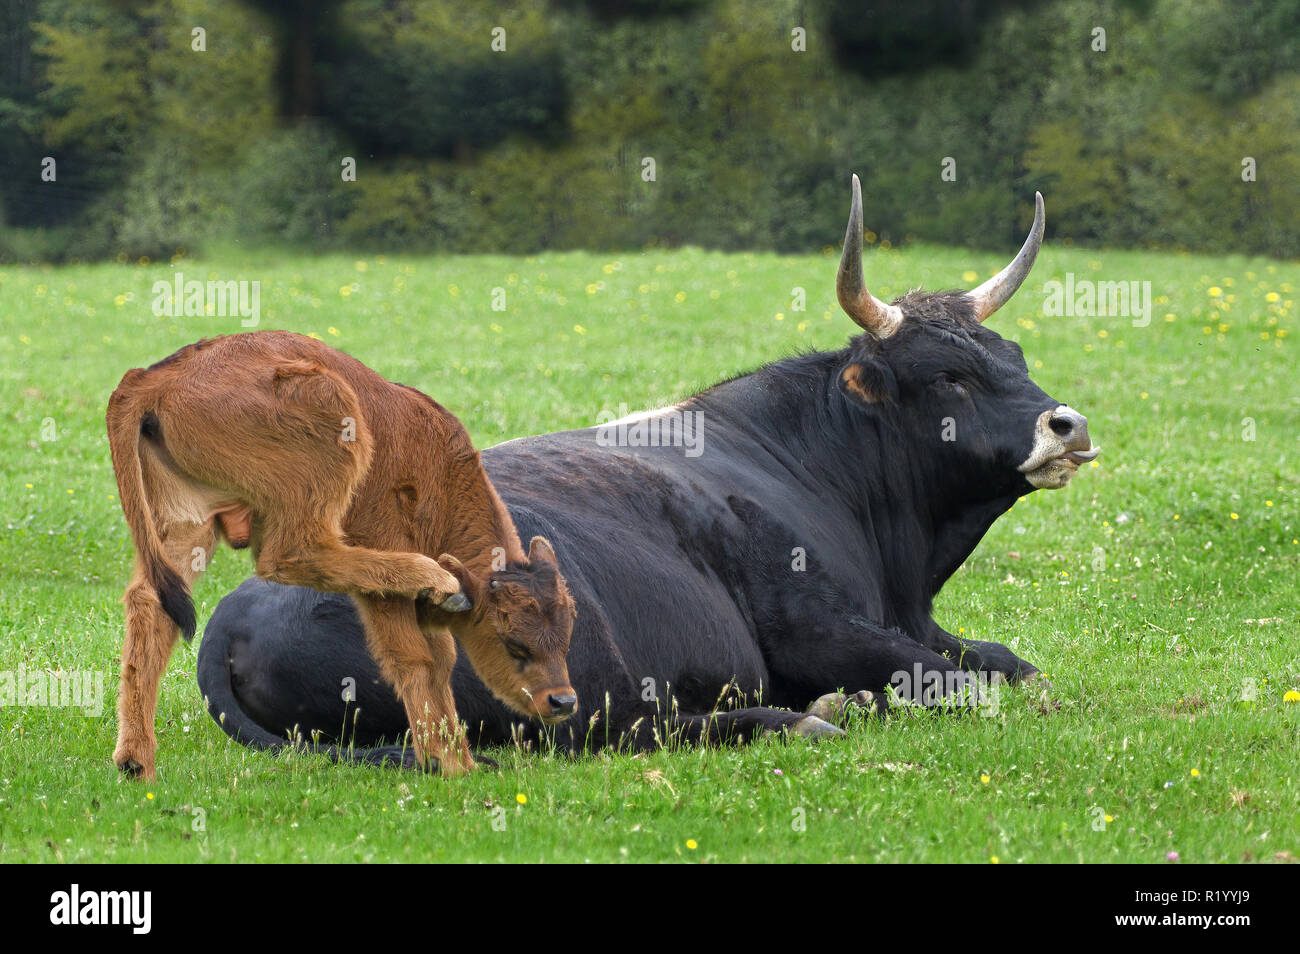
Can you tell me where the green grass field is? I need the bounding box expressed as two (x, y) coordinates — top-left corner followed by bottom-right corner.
(1, 241), (1296, 863)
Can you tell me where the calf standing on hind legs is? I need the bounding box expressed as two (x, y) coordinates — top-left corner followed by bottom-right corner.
(107, 331), (577, 781)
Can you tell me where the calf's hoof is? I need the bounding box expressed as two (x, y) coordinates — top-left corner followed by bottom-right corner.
(435, 756), (476, 778)
(439, 592), (472, 613)
(790, 715), (846, 740)
(420, 590), (472, 613)
(114, 755), (155, 781)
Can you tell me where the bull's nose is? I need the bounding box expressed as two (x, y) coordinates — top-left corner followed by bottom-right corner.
(547, 692), (577, 718)
(1047, 406), (1090, 449)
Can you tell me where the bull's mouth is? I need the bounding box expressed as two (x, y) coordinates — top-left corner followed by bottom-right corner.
(1021, 445), (1101, 489)
(1059, 447), (1101, 465)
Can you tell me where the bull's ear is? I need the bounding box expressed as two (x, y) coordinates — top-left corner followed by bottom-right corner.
(838, 359), (895, 406)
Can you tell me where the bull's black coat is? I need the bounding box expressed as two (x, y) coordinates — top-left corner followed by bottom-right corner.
(198, 288), (1082, 764)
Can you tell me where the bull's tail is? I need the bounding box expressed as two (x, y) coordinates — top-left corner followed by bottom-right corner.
(106, 382), (196, 639)
(195, 613), (419, 769)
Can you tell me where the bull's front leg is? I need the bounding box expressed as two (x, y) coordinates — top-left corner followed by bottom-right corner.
(918, 618), (1041, 683)
(766, 605), (979, 709)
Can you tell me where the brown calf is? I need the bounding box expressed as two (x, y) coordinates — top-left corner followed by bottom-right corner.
(107, 330), (577, 780)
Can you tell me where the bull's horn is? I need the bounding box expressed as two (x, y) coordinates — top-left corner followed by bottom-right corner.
(967, 192), (1045, 322)
(838, 174), (904, 338)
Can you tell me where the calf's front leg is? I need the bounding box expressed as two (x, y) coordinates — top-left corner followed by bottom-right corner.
(350, 595), (475, 776)
(255, 517), (463, 604)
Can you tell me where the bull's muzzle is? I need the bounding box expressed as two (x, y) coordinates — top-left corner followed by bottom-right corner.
(1018, 406), (1100, 488)
(1047, 406), (1090, 451)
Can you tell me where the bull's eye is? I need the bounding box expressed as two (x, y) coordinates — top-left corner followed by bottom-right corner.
(936, 374), (968, 396)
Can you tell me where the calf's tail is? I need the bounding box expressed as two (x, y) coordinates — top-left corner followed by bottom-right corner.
(106, 381), (196, 639)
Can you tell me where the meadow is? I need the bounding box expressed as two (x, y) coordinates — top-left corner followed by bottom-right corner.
(1, 239), (1296, 863)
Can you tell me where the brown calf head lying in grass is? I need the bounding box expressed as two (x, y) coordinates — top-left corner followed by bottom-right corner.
(107, 330), (576, 780)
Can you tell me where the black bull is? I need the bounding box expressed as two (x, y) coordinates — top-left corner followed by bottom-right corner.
(196, 181), (1099, 767)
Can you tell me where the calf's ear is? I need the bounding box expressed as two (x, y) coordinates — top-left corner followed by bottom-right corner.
(528, 536), (558, 565)
(437, 553), (481, 595)
(838, 358), (895, 406)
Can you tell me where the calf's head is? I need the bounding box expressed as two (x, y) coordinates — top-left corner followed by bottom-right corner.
(835, 175), (1099, 497)
(431, 536), (578, 724)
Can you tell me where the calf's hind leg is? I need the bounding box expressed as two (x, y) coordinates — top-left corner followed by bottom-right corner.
(114, 522), (215, 779)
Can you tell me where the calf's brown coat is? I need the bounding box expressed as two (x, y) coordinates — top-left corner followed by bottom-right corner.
(107, 331), (576, 779)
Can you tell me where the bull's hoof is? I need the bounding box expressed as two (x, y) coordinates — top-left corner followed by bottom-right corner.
(1019, 670), (1054, 691)
(791, 715), (846, 740)
(806, 690), (880, 723)
(806, 693), (845, 722)
(847, 689), (878, 711)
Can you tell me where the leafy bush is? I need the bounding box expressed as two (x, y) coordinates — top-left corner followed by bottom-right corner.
(2, 0), (1295, 259)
